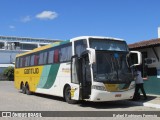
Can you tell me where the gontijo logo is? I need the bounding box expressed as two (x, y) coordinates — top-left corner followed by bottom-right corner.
(24, 68), (39, 74)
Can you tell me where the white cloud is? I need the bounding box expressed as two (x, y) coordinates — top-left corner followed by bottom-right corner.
(9, 25), (15, 29)
(21, 16), (31, 23)
(36, 11), (58, 20)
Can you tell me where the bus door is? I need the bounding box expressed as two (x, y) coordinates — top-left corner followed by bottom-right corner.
(80, 53), (91, 99)
(70, 55), (81, 100)
(71, 53), (91, 100)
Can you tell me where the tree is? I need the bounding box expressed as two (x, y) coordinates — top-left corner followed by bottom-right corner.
(3, 66), (14, 81)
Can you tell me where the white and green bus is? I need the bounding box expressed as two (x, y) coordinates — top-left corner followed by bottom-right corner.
(14, 36), (141, 103)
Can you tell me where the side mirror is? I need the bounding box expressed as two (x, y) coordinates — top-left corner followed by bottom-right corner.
(86, 48), (96, 64)
(128, 51), (142, 68)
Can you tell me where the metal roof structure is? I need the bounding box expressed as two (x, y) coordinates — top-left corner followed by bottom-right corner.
(129, 38), (160, 49)
(0, 35), (63, 43)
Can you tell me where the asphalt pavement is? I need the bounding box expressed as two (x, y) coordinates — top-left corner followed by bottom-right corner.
(126, 94), (160, 109)
(0, 81), (159, 120)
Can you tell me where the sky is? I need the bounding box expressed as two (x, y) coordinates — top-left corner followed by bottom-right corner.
(0, 0), (160, 44)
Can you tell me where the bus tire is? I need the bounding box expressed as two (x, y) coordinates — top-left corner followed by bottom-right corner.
(25, 83), (32, 95)
(22, 83), (26, 94)
(64, 85), (77, 104)
(20, 82), (24, 93)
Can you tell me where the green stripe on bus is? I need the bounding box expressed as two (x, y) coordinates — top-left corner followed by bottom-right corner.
(50, 40), (70, 47)
(37, 65), (51, 88)
(60, 40), (70, 45)
(50, 42), (60, 47)
(43, 64), (60, 89)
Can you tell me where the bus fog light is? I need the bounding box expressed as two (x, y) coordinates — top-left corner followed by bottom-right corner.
(92, 85), (106, 91)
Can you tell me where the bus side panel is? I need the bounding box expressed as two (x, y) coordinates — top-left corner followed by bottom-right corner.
(35, 63), (61, 96)
(36, 65), (51, 88)
(14, 66), (43, 92)
(35, 63), (71, 97)
(57, 62), (71, 97)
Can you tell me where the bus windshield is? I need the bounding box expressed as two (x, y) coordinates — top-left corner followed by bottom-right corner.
(93, 51), (134, 83)
(89, 38), (128, 51)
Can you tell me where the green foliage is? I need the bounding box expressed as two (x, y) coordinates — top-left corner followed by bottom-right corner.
(3, 66), (14, 81)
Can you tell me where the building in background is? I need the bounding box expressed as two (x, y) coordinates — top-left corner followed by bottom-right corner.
(0, 35), (62, 79)
(128, 29), (160, 95)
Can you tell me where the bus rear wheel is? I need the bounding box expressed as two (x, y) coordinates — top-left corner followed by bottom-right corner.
(22, 83), (26, 94)
(64, 86), (77, 104)
(25, 83), (31, 95)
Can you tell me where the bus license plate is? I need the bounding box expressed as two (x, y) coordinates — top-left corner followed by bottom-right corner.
(115, 94), (121, 97)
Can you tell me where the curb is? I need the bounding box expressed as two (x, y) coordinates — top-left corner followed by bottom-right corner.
(143, 103), (160, 109)
(124, 100), (160, 109)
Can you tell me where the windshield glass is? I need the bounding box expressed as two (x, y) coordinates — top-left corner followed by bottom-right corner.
(89, 38), (128, 51)
(93, 51), (134, 83)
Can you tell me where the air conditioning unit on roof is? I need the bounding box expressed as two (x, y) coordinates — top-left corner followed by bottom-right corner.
(145, 58), (156, 65)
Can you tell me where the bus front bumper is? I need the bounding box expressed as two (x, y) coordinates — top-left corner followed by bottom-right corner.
(89, 89), (135, 102)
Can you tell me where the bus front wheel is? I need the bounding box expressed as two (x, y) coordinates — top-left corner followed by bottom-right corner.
(64, 86), (77, 104)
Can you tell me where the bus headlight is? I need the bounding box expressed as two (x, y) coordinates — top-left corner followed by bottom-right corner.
(92, 85), (106, 91)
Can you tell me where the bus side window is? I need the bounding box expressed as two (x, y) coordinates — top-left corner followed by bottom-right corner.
(34, 54), (39, 65)
(30, 55), (35, 66)
(22, 57), (26, 67)
(60, 44), (72, 62)
(43, 52), (48, 64)
(19, 57), (23, 68)
(54, 49), (59, 63)
(75, 39), (87, 57)
(16, 58), (20, 68)
(39, 52), (44, 65)
(38, 51), (48, 65)
(48, 50), (54, 64)
(67, 45), (72, 61)
(25, 56), (30, 67)
(60, 47), (66, 62)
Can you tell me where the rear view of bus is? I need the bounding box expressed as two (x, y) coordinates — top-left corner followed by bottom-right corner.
(70, 36), (141, 102)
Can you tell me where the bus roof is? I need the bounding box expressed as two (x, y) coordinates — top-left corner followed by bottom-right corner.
(16, 36), (125, 57)
(16, 41), (61, 57)
(16, 39), (72, 57)
(70, 36), (124, 42)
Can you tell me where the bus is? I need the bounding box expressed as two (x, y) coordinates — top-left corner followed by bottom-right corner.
(14, 36), (142, 104)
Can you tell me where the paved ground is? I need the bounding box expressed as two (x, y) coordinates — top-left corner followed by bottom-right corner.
(0, 81), (159, 120)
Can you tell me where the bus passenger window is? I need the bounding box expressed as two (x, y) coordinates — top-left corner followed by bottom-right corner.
(34, 54), (39, 65)
(60, 45), (72, 62)
(16, 58), (20, 68)
(75, 40), (87, 57)
(20, 58), (23, 67)
(30, 55), (35, 66)
(54, 49), (59, 63)
(48, 50), (54, 64)
(22, 57), (26, 67)
(39, 53), (44, 65)
(43, 52), (48, 64)
(25, 56), (30, 67)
